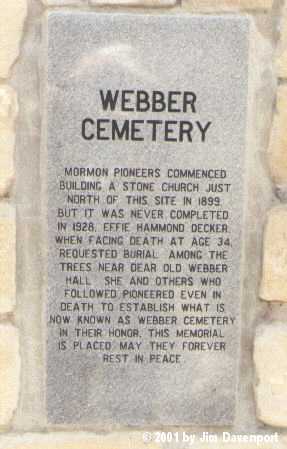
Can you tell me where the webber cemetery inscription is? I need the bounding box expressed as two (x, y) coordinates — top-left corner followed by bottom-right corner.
(44, 12), (250, 426)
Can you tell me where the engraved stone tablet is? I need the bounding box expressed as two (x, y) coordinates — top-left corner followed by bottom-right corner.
(44, 12), (250, 426)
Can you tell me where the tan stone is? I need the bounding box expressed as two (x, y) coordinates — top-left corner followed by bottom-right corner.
(183, 0), (272, 11)
(0, 433), (284, 449)
(0, 433), (159, 449)
(89, 0), (175, 6)
(260, 206), (287, 302)
(0, 0), (27, 79)
(0, 325), (20, 428)
(0, 86), (18, 196)
(277, 4), (287, 78)
(42, 0), (174, 4)
(268, 86), (287, 185)
(254, 323), (287, 427)
(0, 204), (16, 314)
(42, 0), (86, 5)
(0, 86), (18, 126)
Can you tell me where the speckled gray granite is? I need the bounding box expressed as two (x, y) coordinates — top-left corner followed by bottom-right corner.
(43, 12), (250, 427)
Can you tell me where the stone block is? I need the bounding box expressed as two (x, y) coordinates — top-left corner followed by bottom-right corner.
(42, 1), (87, 5)
(183, 0), (273, 11)
(260, 206), (287, 302)
(0, 0), (27, 79)
(44, 11), (250, 426)
(89, 0), (175, 6)
(0, 204), (16, 314)
(268, 86), (287, 185)
(277, 4), (287, 78)
(0, 325), (20, 428)
(0, 433), (157, 448)
(0, 433), (283, 448)
(254, 323), (287, 427)
(0, 86), (18, 196)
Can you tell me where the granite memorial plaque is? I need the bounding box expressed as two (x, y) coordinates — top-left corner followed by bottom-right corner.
(43, 12), (250, 426)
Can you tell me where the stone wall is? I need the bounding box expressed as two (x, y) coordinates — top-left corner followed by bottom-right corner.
(0, 0), (286, 447)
